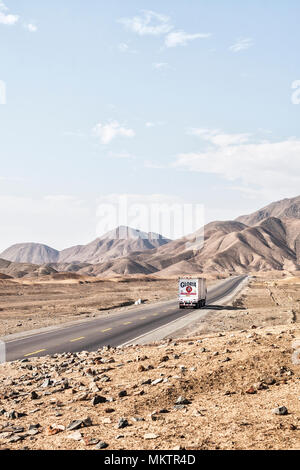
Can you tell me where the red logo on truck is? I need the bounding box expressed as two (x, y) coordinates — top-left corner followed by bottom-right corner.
(186, 286), (193, 293)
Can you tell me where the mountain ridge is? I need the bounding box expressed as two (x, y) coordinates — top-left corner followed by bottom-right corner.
(1, 195), (300, 277)
(0, 226), (171, 265)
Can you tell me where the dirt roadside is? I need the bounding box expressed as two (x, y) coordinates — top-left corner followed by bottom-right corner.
(0, 275), (222, 338)
(0, 274), (299, 450)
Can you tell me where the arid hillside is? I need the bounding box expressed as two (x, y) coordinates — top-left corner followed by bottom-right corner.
(237, 194), (300, 226)
(133, 216), (300, 275)
(0, 227), (170, 266)
(0, 244), (59, 265)
(1, 195), (300, 277)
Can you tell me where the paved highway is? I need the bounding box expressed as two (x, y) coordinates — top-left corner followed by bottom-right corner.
(4, 275), (247, 362)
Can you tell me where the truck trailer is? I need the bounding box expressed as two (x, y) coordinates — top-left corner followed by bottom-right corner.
(178, 277), (207, 309)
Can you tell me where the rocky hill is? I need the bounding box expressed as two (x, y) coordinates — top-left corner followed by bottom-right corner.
(0, 243), (59, 265)
(237, 195), (300, 226)
(58, 227), (170, 264)
(0, 227), (170, 266)
(1, 196), (300, 277)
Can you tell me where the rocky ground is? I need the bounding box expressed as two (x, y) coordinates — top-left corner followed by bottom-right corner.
(0, 274), (299, 450)
(0, 327), (299, 449)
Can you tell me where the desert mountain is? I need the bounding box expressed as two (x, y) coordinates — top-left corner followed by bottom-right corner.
(237, 195), (300, 226)
(1, 197), (300, 278)
(0, 243), (59, 265)
(58, 226), (170, 264)
(0, 226), (170, 266)
(130, 215), (300, 275)
(0, 258), (57, 279)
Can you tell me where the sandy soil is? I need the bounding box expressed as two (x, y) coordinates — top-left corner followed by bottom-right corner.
(0, 275), (220, 338)
(0, 274), (299, 450)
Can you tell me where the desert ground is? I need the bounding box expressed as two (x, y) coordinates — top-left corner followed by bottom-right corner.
(0, 274), (223, 338)
(0, 272), (299, 450)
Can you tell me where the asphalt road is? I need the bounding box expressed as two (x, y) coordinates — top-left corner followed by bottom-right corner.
(4, 275), (247, 362)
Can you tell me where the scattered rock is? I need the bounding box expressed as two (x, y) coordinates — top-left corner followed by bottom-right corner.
(84, 437), (99, 446)
(152, 378), (163, 386)
(263, 377), (276, 386)
(176, 396), (191, 405)
(117, 418), (129, 429)
(102, 418), (111, 424)
(132, 417), (145, 422)
(273, 406), (288, 416)
(47, 424), (64, 435)
(8, 435), (24, 443)
(104, 408), (115, 414)
(96, 441), (109, 449)
(144, 433), (159, 440)
(92, 395), (107, 406)
(67, 431), (82, 441)
(160, 356), (169, 363)
(66, 417), (92, 431)
(67, 420), (84, 431)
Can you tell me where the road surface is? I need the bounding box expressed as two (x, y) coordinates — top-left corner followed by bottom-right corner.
(3, 275), (247, 362)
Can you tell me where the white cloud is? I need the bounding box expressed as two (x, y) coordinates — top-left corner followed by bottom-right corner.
(153, 62), (170, 71)
(229, 37), (254, 53)
(0, 1), (19, 25)
(188, 128), (251, 146)
(165, 30), (211, 48)
(0, 2), (38, 32)
(118, 10), (212, 50)
(25, 23), (37, 32)
(174, 129), (300, 199)
(118, 10), (173, 36)
(93, 120), (135, 145)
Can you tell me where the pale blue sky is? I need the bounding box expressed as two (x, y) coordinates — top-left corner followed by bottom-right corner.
(0, 0), (300, 250)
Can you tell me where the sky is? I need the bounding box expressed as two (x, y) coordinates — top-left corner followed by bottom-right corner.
(1, 0), (300, 250)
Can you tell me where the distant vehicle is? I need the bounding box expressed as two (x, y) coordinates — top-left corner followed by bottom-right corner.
(178, 277), (207, 309)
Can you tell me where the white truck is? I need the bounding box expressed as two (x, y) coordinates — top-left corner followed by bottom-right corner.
(178, 277), (207, 309)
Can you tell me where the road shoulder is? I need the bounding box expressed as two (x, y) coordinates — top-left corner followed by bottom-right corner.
(122, 276), (249, 345)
